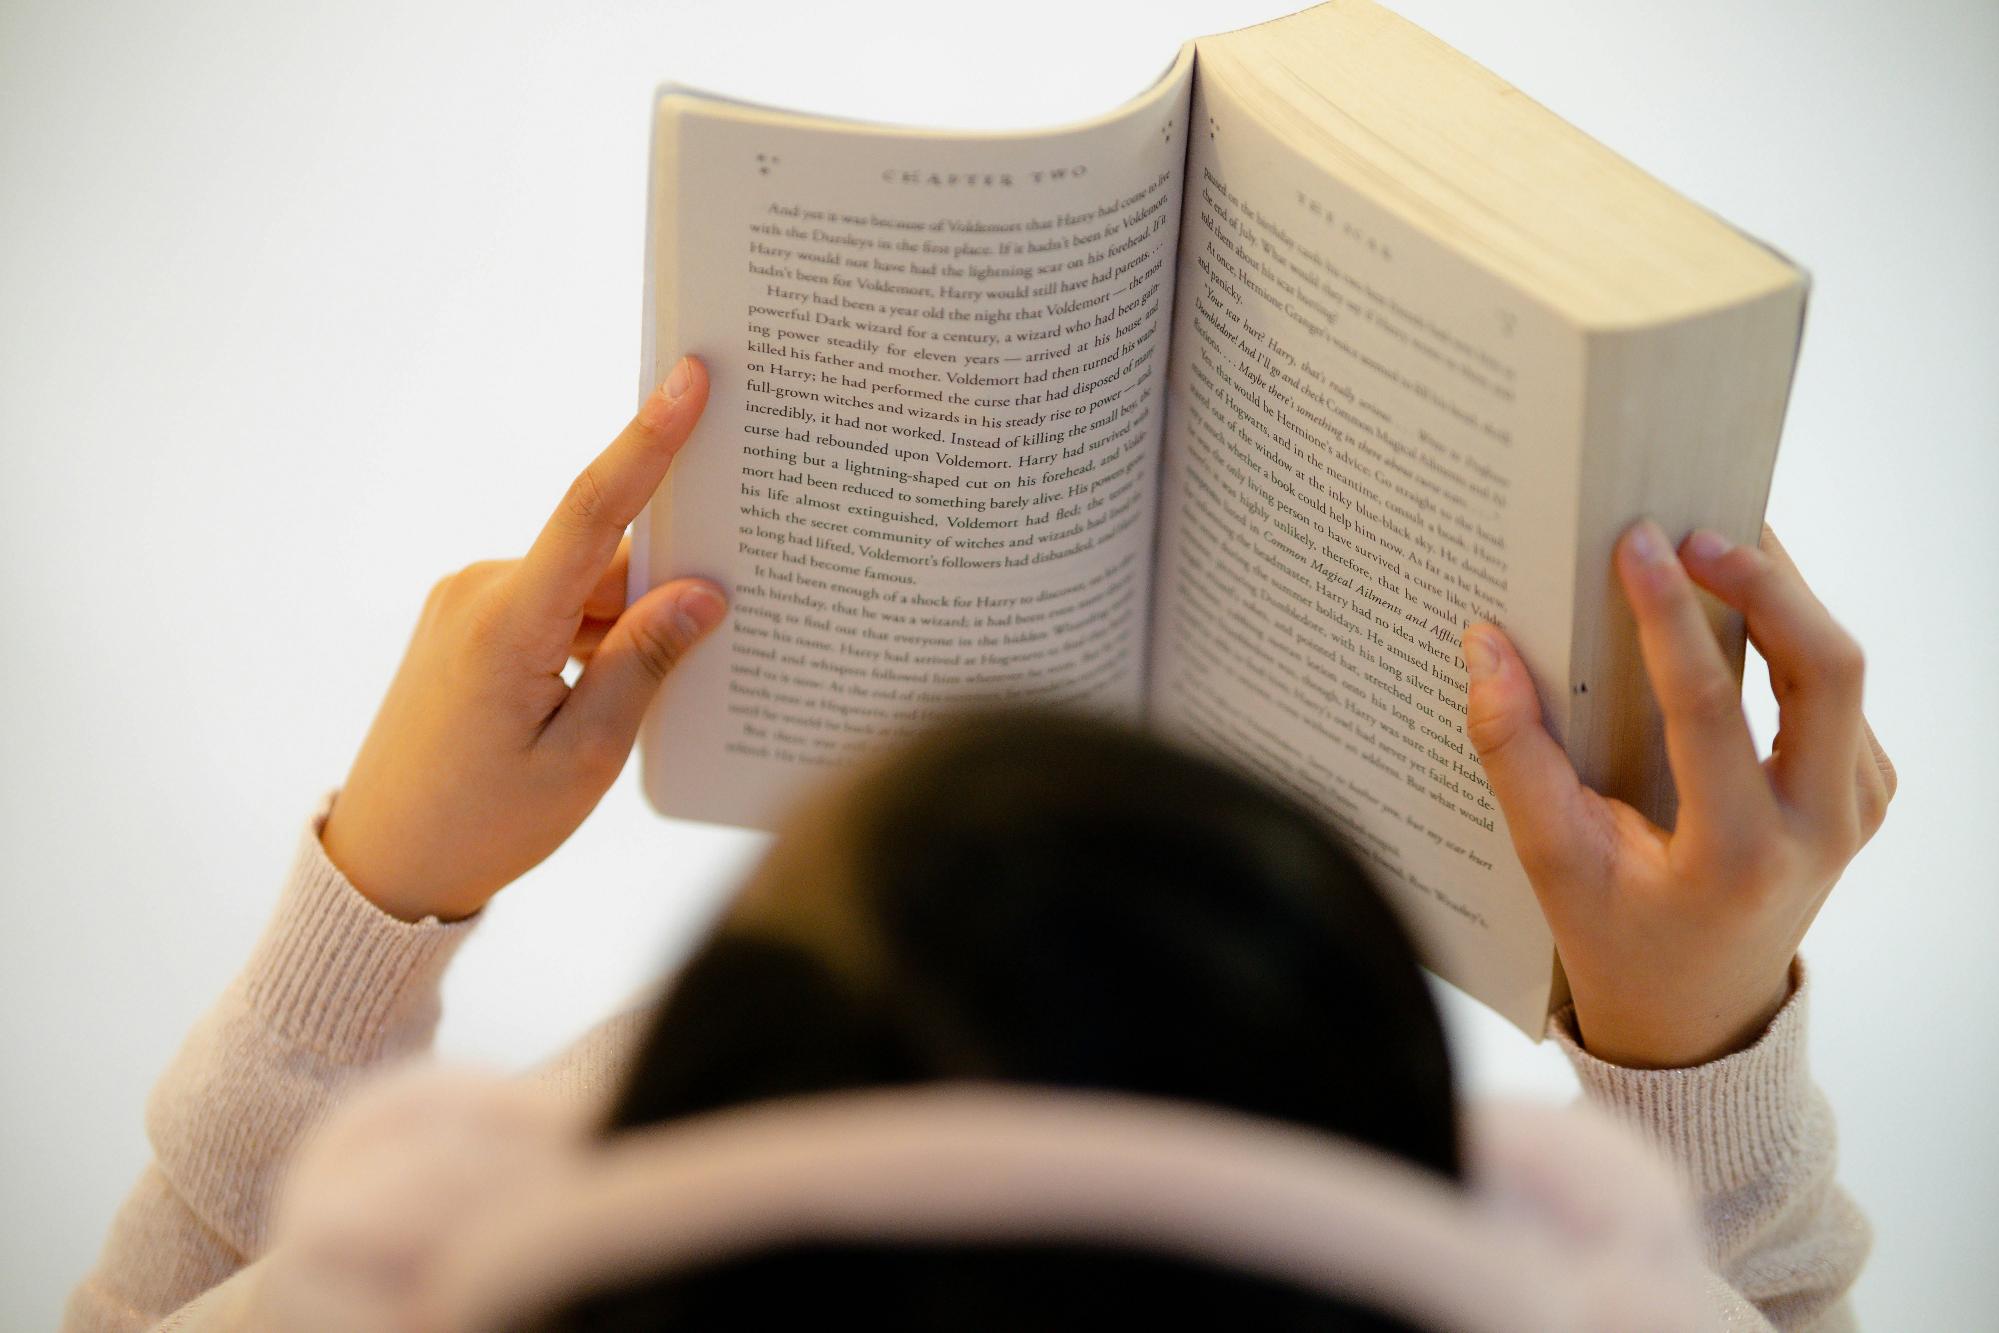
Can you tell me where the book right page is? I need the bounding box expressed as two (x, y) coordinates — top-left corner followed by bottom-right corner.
(1145, 56), (1584, 1033)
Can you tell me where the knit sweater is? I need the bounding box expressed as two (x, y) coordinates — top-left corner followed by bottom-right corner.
(61, 804), (1870, 1332)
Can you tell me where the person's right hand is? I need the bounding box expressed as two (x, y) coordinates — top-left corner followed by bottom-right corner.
(320, 357), (724, 924)
(1461, 522), (1894, 1068)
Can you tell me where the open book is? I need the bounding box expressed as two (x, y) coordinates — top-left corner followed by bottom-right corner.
(629, 0), (1807, 1033)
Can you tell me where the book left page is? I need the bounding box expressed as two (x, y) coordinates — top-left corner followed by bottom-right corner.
(634, 51), (1193, 828)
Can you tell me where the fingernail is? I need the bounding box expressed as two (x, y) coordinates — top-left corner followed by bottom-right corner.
(1626, 519), (1671, 567)
(1684, 529), (1731, 563)
(663, 356), (695, 401)
(675, 584), (728, 636)
(1463, 627), (1499, 681)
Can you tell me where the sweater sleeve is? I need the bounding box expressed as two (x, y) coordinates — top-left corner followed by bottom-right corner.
(1548, 959), (1871, 1332)
(62, 798), (479, 1333)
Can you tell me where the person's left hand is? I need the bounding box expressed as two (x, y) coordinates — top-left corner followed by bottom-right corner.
(320, 356), (725, 922)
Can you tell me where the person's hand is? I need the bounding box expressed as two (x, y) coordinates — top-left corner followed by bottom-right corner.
(1461, 522), (1894, 1068)
(320, 356), (725, 923)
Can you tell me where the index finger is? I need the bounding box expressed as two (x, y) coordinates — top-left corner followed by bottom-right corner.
(1616, 519), (1777, 849)
(511, 356), (709, 643)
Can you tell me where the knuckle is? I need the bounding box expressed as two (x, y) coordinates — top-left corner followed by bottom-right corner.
(1739, 549), (1785, 601)
(1463, 700), (1517, 759)
(460, 588), (514, 650)
(1816, 828), (1862, 883)
(574, 733), (631, 784)
(1719, 836), (1794, 899)
(1876, 749), (1899, 803)
(439, 564), (476, 597)
(1822, 634), (1866, 690)
(1833, 805), (1866, 858)
(1642, 570), (1693, 620)
(561, 465), (610, 530)
(434, 561), (502, 608)
(628, 620), (688, 680)
(1856, 783), (1890, 839)
(1677, 673), (1743, 727)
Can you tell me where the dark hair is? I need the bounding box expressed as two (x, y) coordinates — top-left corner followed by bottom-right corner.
(540, 708), (1456, 1331)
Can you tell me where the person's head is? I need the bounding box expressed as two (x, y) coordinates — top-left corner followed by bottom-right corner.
(546, 706), (1457, 1330)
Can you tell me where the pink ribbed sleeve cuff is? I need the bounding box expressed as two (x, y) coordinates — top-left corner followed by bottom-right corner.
(139, 797), (481, 1258)
(1546, 958), (1820, 1197)
(232, 795), (478, 1061)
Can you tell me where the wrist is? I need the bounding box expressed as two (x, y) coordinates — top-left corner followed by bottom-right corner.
(1569, 963), (1796, 1070)
(320, 795), (480, 924)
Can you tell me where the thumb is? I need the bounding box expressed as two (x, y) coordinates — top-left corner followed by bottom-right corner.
(549, 578), (728, 758)
(1462, 624), (1595, 885)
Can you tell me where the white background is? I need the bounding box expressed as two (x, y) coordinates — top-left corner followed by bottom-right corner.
(2, 1), (1993, 1325)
